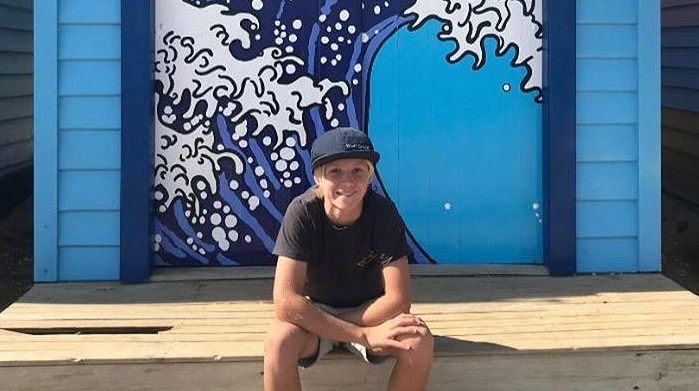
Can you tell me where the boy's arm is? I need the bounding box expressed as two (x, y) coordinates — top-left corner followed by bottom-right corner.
(334, 256), (412, 327)
(273, 255), (418, 350)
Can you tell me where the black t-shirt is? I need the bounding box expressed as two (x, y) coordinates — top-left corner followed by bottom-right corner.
(273, 187), (411, 307)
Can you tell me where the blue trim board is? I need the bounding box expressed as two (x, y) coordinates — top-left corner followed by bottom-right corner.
(34, 0), (59, 282)
(120, 0), (154, 282)
(543, 0), (577, 275)
(638, 0), (661, 272)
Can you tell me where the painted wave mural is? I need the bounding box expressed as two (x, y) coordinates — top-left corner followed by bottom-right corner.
(153, 0), (543, 266)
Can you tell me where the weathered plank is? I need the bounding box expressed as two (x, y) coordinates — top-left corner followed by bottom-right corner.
(2, 349), (698, 391)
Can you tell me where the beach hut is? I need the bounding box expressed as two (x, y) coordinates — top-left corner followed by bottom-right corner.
(33, 0), (659, 282)
(8, 4), (699, 391)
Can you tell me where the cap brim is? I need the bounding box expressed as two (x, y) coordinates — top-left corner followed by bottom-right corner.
(311, 150), (380, 169)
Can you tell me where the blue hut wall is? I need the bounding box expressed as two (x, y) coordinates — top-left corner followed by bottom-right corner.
(33, 0), (660, 281)
(661, 0), (699, 205)
(34, 0), (121, 281)
(575, 0), (660, 273)
(0, 0), (33, 177)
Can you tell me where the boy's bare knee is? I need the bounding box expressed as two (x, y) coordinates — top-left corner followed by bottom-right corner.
(395, 326), (434, 363)
(264, 319), (317, 360)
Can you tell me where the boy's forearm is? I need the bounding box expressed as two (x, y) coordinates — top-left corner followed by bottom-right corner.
(275, 294), (368, 345)
(336, 294), (410, 326)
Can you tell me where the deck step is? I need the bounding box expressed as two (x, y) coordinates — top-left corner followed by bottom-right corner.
(3, 347), (699, 391)
(2, 274), (699, 390)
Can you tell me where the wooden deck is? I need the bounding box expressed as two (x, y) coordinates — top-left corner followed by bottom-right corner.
(1, 271), (699, 390)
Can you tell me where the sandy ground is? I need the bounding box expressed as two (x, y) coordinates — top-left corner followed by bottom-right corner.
(1, 193), (698, 313)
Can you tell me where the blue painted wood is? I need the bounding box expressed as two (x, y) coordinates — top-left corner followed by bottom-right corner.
(577, 162), (638, 200)
(59, 247), (120, 281)
(577, 0), (637, 24)
(577, 125), (638, 162)
(34, 0), (59, 282)
(577, 238), (639, 273)
(59, 60), (121, 96)
(638, 0), (661, 272)
(121, 0), (153, 282)
(59, 0), (120, 24)
(543, 0), (576, 275)
(577, 25), (637, 58)
(58, 211), (120, 246)
(58, 25), (120, 60)
(577, 92), (637, 124)
(59, 96), (120, 129)
(577, 59), (637, 91)
(58, 170), (120, 211)
(577, 201), (638, 238)
(51, 0), (123, 282)
(69, 0), (656, 276)
(59, 130), (120, 170)
(371, 22), (542, 265)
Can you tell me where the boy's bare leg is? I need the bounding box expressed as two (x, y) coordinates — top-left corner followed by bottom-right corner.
(264, 319), (319, 391)
(386, 327), (434, 391)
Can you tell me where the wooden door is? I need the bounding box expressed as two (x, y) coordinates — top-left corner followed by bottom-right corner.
(370, 14), (543, 263)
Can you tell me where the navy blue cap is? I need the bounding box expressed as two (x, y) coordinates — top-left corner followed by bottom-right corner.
(311, 127), (380, 170)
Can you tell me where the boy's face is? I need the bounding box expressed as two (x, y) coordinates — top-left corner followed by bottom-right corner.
(317, 158), (373, 224)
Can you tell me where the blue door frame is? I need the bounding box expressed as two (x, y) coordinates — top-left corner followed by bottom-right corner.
(120, 0), (576, 282)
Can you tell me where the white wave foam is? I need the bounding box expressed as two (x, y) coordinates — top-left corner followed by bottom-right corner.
(154, 0), (348, 213)
(405, 0), (542, 92)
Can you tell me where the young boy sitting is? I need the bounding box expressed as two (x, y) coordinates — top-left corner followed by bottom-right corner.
(264, 127), (433, 391)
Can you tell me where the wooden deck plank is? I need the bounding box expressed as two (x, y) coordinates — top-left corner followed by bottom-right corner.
(2, 349), (699, 391)
(3, 315), (698, 339)
(2, 274), (699, 391)
(1, 274), (699, 366)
